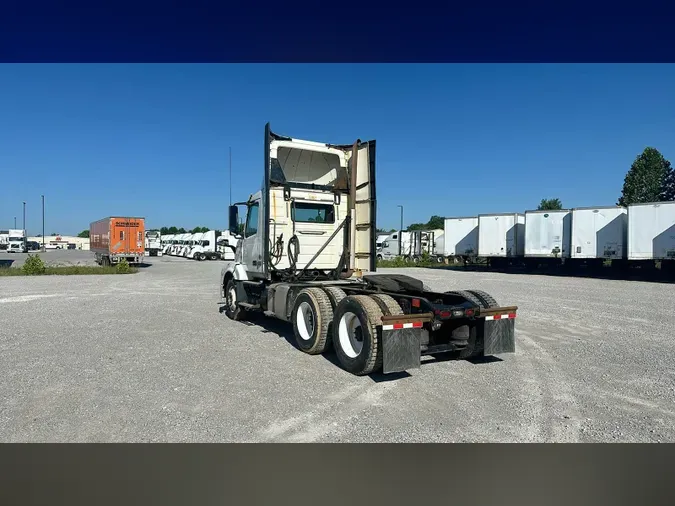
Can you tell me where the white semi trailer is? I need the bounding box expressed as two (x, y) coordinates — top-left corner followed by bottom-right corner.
(219, 123), (519, 376)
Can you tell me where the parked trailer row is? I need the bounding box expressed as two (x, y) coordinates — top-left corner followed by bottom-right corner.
(442, 201), (675, 271)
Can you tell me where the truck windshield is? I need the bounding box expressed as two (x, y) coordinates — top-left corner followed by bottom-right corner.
(9, 237), (23, 241)
(292, 202), (335, 223)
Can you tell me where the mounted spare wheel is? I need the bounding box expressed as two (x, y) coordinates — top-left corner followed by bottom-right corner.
(291, 288), (334, 355)
(332, 295), (385, 376)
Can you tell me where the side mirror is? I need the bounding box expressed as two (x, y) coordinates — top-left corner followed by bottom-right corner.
(228, 205), (239, 236)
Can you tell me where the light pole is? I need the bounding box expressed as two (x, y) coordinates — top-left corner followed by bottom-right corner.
(42, 195), (45, 251)
(14, 217), (16, 228)
(397, 205), (404, 257)
(22, 201), (26, 250)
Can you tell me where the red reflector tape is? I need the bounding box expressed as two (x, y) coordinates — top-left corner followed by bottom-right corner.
(382, 321), (425, 331)
(484, 313), (517, 321)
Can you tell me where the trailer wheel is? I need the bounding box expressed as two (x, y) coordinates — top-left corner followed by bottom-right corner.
(224, 278), (247, 321)
(198, 252), (207, 261)
(291, 288), (334, 355)
(332, 295), (384, 376)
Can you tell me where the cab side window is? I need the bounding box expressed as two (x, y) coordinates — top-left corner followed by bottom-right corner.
(245, 202), (260, 237)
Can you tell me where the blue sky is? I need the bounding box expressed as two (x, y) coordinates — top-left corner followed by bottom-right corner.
(1, 64), (674, 235)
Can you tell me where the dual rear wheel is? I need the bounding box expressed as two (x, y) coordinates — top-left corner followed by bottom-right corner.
(291, 288), (403, 376)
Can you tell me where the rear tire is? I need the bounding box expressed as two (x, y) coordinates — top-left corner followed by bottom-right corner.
(444, 289), (499, 359)
(369, 293), (403, 317)
(332, 295), (384, 376)
(466, 289), (499, 308)
(291, 288), (334, 355)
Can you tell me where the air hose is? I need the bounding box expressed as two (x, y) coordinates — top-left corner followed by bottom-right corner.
(287, 235), (300, 271)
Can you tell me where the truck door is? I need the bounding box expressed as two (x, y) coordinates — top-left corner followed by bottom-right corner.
(243, 198), (264, 277)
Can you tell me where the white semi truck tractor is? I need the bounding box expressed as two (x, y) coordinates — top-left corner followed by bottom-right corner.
(219, 124), (518, 376)
(145, 229), (163, 257)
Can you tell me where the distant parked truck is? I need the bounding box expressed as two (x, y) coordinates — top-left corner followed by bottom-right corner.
(217, 230), (239, 261)
(628, 202), (675, 263)
(90, 216), (145, 266)
(186, 230), (222, 261)
(7, 229), (27, 253)
(377, 229), (439, 262)
(145, 229), (163, 257)
(570, 206), (627, 266)
(0, 230), (9, 251)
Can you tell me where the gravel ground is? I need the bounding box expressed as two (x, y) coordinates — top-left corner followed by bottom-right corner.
(1, 258), (674, 442)
(0, 250), (98, 268)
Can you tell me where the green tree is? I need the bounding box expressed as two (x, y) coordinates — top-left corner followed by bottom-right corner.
(168, 226), (179, 234)
(537, 198), (563, 210)
(160, 227), (169, 235)
(177, 227), (187, 234)
(618, 147), (672, 206)
(426, 215), (444, 230)
(78, 230), (90, 238)
(407, 215), (445, 231)
(660, 165), (675, 201)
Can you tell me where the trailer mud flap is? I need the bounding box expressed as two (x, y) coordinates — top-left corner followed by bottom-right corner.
(482, 317), (516, 355)
(380, 313), (433, 374)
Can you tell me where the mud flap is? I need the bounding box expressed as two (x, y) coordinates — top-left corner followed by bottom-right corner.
(482, 318), (516, 355)
(381, 327), (425, 374)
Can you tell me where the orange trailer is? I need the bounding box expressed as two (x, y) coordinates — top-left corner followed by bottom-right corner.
(90, 216), (146, 266)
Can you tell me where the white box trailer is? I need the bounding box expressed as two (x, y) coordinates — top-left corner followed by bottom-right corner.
(443, 217), (478, 256)
(524, 209), (572, 258)
(478, 213), (525, 257)
(628, 201), (675, 260)
(570, 206), (627, 260)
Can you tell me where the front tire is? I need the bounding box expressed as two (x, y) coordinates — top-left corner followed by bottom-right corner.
(332, 295), (385, 376)
(291, 288), (334, 355)
(224, 278), (247, 321)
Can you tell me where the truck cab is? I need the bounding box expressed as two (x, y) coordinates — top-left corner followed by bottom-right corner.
(145, 229), (163, 257)
(7, 229), (27, 253)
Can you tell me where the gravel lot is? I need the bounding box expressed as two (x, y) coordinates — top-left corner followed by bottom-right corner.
(1, 257), (674, 442)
